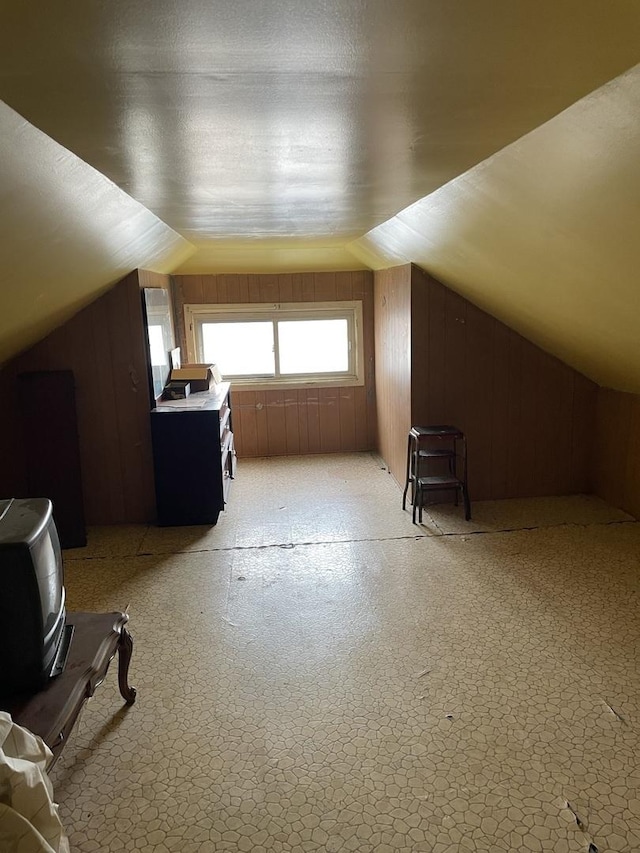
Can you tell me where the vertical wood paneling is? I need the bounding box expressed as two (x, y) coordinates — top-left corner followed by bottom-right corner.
(202, 276), (219, 303)
(230, 389), (244, 454)
(374, 266), (412, 485)
(62, 304), (107, 523)
(0, 271), (156, 524)
(406, 265), (597, 501)
(290, 273), (304, 303)
(259, 274), (279, 304)
(314, 272), (337, 302)
(505, 332), (524, 497)
(624, 396), (640, 518)
(535, 357), (574, 495)
(489, 323), (511, 497)
(18, 370), (86, 548)
(247, 275), (262, 303)
(338, 388), (357, 451)
(463, 304), (494, 501)
(216, 275), (230, 304)
(593, 387), (637, 515)
(353, 386), (369, 450)
(319, 387), (341, 452)
(181, 275), (204, 302)
(172, 271), (376, 458)
(0, 364), (28, 496)
(138, 269), (172, 291)
(265, 390), (287, 455)
(125, 272), (157, 520)
(254, 390), (269, 456)
(305, 390), (321, 452)
(357, 269), (377, 450)
(443, 289), (468, 431)
(86, 299), (126, 521)
(278, 273), (293, 303)
(232, 274), (250, 303)
(284, 390), (301, 455)
(533, 353), (558, 495)
(409, 270), (429, 425)
(234, 391), (258, 456)
(426, 278), (446, 423)
(336, 273), (353, 301)
(517, 342), (539, 495)
(301, 274), (315, 302)
(571, 374), (597, 493)
(104, 276), (152, 521)
(297, 390), (310, 454)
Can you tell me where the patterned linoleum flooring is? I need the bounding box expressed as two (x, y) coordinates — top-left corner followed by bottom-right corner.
(53, 453), (640, 853)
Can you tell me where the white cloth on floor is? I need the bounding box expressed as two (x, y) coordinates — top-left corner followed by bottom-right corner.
(0, 711), (70, 853)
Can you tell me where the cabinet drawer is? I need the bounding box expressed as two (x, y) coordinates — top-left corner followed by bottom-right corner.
(221, 429), (234, 465)
(219, 403), (230, 432)
(220, 425), (231, 452)
(222, 432), (235, 502)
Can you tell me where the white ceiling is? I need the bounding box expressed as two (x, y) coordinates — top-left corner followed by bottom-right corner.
(2, 1), (640, 388)
(2, 1), (639, 249)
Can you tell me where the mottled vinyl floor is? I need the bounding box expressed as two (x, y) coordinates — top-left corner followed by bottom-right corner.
(54, 453), (640, 853)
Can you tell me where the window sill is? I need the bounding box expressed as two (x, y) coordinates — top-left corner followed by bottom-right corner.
(228, 376), (364, 392)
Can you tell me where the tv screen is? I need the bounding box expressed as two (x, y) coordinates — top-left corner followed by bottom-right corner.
(0, 498), (70, 696)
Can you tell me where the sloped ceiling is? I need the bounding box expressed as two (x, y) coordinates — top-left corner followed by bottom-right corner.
(0, 102), (193, 366)
(1, 1), (640, 388)
(350, 65), (640, 392)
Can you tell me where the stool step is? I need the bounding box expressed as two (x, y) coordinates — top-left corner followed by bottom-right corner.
(416, 475), (462, 488)
(410, 425), (463, 438)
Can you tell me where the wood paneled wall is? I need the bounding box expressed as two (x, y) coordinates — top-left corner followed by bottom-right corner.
(172, 272), (377, 457)
(0, 260), (605, 525)
(138, 269), (172, 292)
(411, 266), (597, 500)
(373, 267), (412, 486)
(0, 271), (158, 524)
(375, 265), (597, 500)
(593, 388), (640, 518)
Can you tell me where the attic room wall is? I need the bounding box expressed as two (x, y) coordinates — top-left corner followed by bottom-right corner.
(172, 272), (377, 456)
(0, 271), (158, 525)
(593, 389), (640, 519)
(373, 267), (412, 484)
(375, 264), (597, 500)
(411, 266), (597, 500)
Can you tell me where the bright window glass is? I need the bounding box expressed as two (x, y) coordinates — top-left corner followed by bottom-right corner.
(186, 301), (363, 389)
(278, 319), (349, 374)
(202, 321), (275, 376)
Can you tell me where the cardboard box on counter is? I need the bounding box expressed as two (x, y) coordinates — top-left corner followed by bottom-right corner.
(169, 364), (221, 392)
(162, 380), (191, 400)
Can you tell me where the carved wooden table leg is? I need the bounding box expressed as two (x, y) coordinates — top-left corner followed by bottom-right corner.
(3, 612), (138, 766)
(117, 627), (137, 705)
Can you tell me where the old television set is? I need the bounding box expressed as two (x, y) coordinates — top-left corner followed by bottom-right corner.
(0, 497), (73, 696)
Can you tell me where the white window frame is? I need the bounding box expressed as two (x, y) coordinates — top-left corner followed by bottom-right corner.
(184, 301), (365, 390)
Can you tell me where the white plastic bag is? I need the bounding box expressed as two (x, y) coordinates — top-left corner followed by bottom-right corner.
(0, 712), (70, 853)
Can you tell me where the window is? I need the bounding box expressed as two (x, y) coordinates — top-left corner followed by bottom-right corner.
(184, 302), (364, 389)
